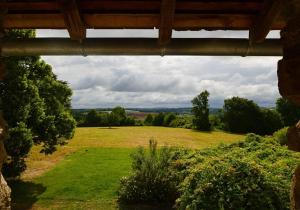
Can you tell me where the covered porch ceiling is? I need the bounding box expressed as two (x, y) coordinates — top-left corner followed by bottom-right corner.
(0, 0), (286, 56)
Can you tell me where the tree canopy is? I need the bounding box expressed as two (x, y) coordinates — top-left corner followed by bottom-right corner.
(223, 97), (282, 135)
(191, 90), (211, 131)
(276, 97), (300, 126)
(0, 30), (76, 177)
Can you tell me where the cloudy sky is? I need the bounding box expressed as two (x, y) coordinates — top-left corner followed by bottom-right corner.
(37, 29), (281, 109)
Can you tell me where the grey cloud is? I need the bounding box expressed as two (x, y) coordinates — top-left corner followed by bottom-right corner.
(37, 30), (282, 108)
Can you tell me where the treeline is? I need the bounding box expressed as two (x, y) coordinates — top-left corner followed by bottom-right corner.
(217, 96), (300, 135)
(73, 91), (300, 135)
(75, 106), (141, 127)
(142, 94), (300, 136)
(143, 113), (192, 128)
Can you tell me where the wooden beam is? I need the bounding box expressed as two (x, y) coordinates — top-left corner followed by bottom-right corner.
(0, 2), (59, 11)
(2, 14), (286, 30)
(0, 0), (6, 81)
(0, 38), (282, 57)
(58, 0), (85, 41)
(0, 1), (262, 13)
(249, 0), (284, 43)
(159, 0), (176, 45)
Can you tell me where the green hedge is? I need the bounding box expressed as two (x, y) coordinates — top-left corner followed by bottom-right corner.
(118, 134), (300, 210)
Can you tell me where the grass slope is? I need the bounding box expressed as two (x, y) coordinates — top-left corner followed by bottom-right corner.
(11, 148), (132, 210)
(23, 127), (243, 180)
(70, 127), (244, 148)
(11, 126), (244, 209)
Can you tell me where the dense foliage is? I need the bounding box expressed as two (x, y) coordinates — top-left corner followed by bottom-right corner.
(0, 30), (76, 177)
(176, 134), (299, 210)
(79, 107), (136, 127)
(276, 97), (300, 126)
(223, 97), (263, 134)
(119, 135), (300, 209)
(152, 113), (165, 126)
(169, 115), (192, 129)
(191, 90), (211, 131)
(273, 127), (289, 145)
(143, 112), (192, 128)
(223, 97), (282, 135)
(144, 114), (154, 125)
(260, 109), (283, 135)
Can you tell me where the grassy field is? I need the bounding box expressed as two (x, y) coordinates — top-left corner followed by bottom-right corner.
(11, 126), (245, 210)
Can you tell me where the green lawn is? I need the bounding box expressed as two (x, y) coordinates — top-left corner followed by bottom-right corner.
(11, 148), (133, 210)
(10, 126), (245, 210)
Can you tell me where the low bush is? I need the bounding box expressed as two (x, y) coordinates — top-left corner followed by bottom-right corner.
(118, 139), (182, 204)
(169, 115), (192, 129)
(119, 134), (300, 209)
(176, 134), (300, 210)
(273, 127), (289, 145)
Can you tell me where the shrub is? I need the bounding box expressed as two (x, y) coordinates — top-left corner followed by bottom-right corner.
(118, 139), (179, 204)
(273, 127), (289, 145)
(176, 134), (300, 210)
(169, 115), (192, 128)
(118, 135), (300, 209)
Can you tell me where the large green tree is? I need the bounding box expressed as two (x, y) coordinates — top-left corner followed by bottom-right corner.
(223, 97), (262, 134)
(111, 106), (127, 125)
(0, 30), (76, 177)
(276, 97), (300, 126)
(191, 90), (211, 131)
(85, 109), (101, 126)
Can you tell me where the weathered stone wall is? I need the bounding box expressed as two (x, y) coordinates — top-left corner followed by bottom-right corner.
(287, 122), (300, 152)
(278, 1), (300, 105)
(278, 1), (300, 209)
(0, 114), (10, 210)
(0, 53), (10, 209)
(291, 165), (300, 210)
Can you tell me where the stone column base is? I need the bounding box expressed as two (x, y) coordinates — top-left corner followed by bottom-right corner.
(291, 165), (300, 210)
(0, 173), (11, 210)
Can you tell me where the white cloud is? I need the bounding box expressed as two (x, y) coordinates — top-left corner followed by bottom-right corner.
(37, 30), (282, 108)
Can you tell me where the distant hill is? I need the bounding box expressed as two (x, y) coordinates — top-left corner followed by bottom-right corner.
(72, 107), (222, 115)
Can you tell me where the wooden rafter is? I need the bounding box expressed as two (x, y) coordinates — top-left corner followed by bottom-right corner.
(2, 14), (285, 31)
(249, 0), (284, 43)
(0, 1), (263, 13)
(159, 0), (176, 45)
(0, 0), (6, 81)
(58, 0), (85, 41)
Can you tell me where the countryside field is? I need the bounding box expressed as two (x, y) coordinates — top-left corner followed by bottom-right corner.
(11, 126), (244, 210)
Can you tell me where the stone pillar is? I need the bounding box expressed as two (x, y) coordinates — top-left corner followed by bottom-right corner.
(278, 0), (300, 105)
(278, 1), (300, 209)
(291, 165), (300, 210)
(0, 3), (11, 209)
(0, 60), (10, 209)
(287, 121), (300, 152)
(0, 114), (11, 210)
